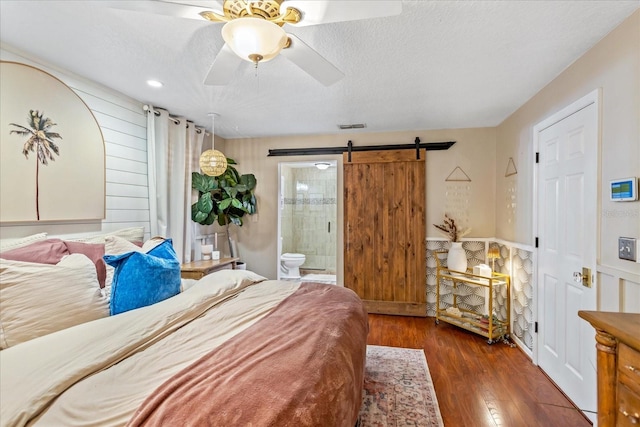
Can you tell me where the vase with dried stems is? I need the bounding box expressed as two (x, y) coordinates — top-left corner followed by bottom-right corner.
(433, 214), (471, 273)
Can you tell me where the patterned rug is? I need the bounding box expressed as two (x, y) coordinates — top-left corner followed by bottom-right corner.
(360, 345), (444, 427)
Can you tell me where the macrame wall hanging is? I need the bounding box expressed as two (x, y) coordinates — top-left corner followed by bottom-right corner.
(504, 157), (518, 224)
(444, 166), (472, 231)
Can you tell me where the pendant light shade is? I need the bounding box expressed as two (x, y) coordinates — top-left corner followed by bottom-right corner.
(221, 17), (288, 63)
(199, 113), (227, 177)
(199, 149), (228, 177)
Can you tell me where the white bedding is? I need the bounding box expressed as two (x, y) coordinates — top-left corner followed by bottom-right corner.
(0, 270), (300, 427)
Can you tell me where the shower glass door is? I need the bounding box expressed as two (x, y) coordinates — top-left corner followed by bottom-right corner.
(279, 161), (337, 276)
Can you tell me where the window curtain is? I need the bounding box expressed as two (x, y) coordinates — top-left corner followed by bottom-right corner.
(146, 107), (204, 263)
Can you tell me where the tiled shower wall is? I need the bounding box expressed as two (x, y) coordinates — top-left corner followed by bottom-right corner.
(281, 166), (337, 272)
(426, 240), (534, 352)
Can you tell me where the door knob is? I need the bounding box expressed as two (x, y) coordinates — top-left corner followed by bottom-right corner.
(573, 267), (592, 288)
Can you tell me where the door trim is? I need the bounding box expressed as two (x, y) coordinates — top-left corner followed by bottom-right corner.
(277, 160), (338, 281)
(532, 88), (601, 366)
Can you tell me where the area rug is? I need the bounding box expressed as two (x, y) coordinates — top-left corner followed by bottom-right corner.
(359, 345), (444, 427)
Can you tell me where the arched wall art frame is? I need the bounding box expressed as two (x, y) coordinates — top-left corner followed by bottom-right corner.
(0, 61), (105, 222)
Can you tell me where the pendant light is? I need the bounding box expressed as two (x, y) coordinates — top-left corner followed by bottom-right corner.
(199, 113), (227, 177)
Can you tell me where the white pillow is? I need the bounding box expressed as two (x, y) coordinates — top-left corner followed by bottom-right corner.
(0, 254), (109, 349)
(63, 227), (145, 244)
(103, 236), (165, 297)
(0, 233), (48, 252)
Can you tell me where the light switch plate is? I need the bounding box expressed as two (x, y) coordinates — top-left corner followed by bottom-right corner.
(618, 237), (637, 262)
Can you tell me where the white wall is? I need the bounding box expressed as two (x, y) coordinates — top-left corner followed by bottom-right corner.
(495, 11), (640, 312)
(223, 127), (497, 280)
(0, 47), (151, 240)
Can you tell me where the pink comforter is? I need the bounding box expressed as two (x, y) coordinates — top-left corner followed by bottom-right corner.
(128, 283), (369, 426)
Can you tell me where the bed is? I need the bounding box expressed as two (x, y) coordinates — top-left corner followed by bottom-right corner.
(0, 232), (369, 427)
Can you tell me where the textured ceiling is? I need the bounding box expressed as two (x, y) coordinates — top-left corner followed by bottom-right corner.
(1, 1), (638, 139)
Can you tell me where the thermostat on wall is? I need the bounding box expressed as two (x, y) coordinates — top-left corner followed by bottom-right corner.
(610, 177), (638, 202)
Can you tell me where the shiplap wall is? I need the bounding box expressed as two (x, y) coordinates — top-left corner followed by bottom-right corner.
(0, 48), (151, 240)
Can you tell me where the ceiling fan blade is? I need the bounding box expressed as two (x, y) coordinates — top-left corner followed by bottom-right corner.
(283, 1), (402, 26)
(107, 0), (222, 20)
(280, 34), (344, 86)
(160, 0), (223, 9)
(204, 44), (244, 86)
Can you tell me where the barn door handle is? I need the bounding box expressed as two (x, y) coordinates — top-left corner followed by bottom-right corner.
(328, 221), (331, 233)
(347, 222), (350, 249)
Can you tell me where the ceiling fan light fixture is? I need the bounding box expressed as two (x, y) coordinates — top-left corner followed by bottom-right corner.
(315, 162), (331, 170)
(222, 17), (287, 64)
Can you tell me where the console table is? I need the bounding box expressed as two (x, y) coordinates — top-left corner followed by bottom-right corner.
(180, 257), (239, 280)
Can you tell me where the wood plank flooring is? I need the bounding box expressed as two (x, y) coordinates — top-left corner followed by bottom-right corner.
(366, 314), (593, 427)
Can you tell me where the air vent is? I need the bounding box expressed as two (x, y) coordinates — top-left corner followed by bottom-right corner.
(338, 123), (367, 130)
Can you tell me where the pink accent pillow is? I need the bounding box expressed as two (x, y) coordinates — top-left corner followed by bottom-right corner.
(63, 240), (142, 289)
(63, 241), (107, 289)
(0, 239), (69, 265)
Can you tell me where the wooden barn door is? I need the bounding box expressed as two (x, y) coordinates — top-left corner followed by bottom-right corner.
(344, 149), (426, 316)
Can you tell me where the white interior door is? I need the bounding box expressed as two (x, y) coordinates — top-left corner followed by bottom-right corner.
(536, 96), (598, 422)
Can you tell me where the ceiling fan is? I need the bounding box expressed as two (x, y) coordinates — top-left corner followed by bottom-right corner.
(112, 0), (402, 86)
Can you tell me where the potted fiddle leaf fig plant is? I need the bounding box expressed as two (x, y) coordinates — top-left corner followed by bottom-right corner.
(191, 158), (257, 258)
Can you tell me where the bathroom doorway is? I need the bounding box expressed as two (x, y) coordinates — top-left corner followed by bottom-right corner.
(277, 161), (337, 283)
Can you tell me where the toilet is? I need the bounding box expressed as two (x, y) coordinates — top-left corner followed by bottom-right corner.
(280, 253), (306, 279)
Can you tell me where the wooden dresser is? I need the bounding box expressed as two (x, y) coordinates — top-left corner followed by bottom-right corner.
(579, 311), (640, 426)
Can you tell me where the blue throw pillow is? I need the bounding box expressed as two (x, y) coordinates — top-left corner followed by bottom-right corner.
(104, 239), (181, 315)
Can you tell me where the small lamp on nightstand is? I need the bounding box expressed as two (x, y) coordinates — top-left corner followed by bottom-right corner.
(487, 246), (500, 272)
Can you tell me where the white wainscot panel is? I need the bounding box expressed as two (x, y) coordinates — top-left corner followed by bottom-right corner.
(106, 182), (149, 198)
(106, 156), (147, 175)
(598, 271), (619, 312)
(106, 196), (149, 211)
(105, 143), (147, 163)
(93, 111), (146, 139)
(106, 169), (148, 187)
(76, 90), (146, 127)
(101, 128), (147, 152)
(623, 278), (640, 313)
(105, 209), (150, 224)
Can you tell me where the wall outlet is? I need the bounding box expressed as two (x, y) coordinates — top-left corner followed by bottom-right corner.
(618, 237), (637, 262)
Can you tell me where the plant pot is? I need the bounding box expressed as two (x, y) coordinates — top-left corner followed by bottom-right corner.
(447, 242), (467, 273)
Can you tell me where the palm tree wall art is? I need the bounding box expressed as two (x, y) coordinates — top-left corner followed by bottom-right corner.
(1, 61), (104, 223)
(9, 110), (62, 220)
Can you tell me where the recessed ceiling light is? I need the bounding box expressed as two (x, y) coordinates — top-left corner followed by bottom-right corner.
(315, 162), (331, 170)
(146, 80), (163, 88)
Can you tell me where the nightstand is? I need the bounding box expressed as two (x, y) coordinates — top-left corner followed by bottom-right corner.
(180, 257), (239, 280)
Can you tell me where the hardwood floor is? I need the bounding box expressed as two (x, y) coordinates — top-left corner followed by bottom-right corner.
(367, 314), (592, 427)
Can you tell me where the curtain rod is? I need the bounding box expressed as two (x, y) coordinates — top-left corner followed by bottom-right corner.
(142, 105), (206, 134)
(267, 138), (456, 157)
